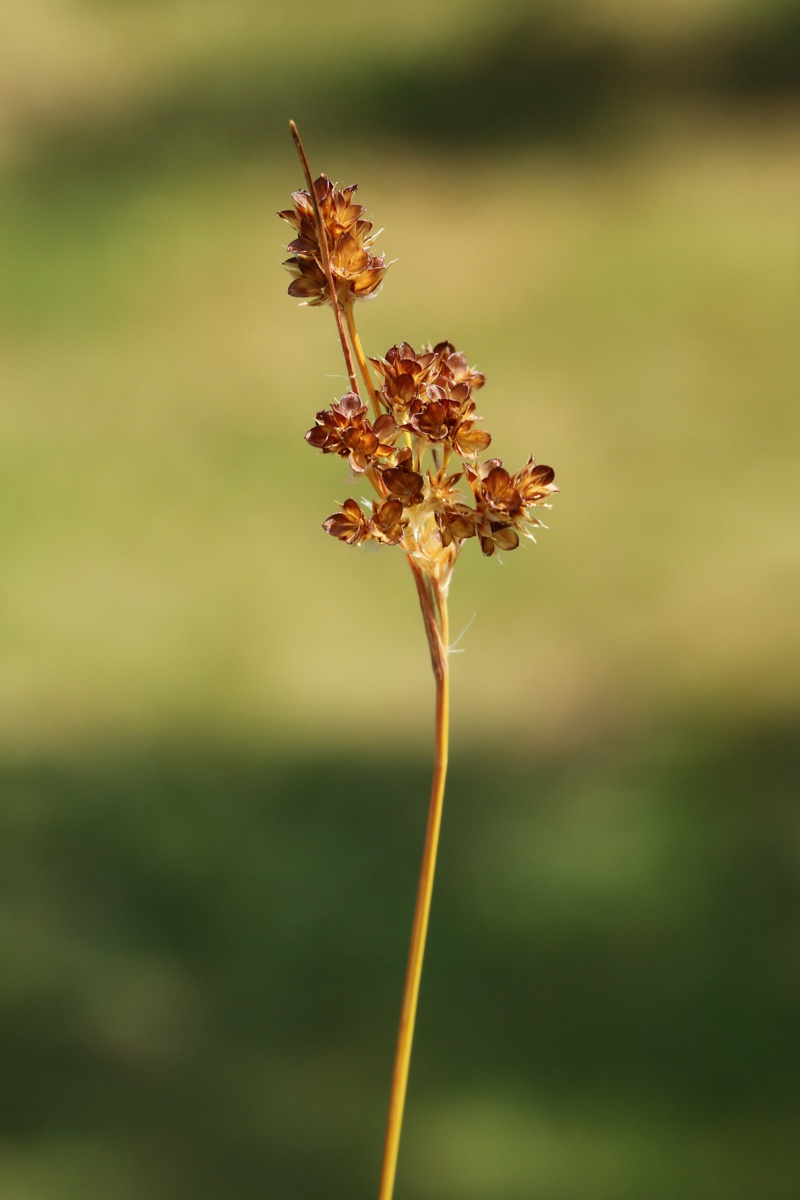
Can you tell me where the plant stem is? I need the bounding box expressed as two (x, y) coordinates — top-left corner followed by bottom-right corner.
(344, 303), (382, 418)
(289, 120), (360, 396)
(378, 568), (450, 1200)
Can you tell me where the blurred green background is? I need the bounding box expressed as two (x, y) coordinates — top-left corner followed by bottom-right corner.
(2, 1), (799, 1197)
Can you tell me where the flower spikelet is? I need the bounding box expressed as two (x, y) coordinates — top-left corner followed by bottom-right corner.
(369, 499), (407, 545)
(381, 453), (425, 508)
(322, 499), (371, 545)
(369, 343), (439, 417)
(306, 392), (397, 473)
(279, 175), (387, 307)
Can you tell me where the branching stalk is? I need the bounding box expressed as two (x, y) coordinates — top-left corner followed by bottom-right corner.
(289, 120), (360, 395)
(345, 303), (382, 418)
(378, 570), (449, 1200)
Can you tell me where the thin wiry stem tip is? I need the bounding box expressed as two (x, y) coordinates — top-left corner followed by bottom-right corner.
(288, 120), (360, 395)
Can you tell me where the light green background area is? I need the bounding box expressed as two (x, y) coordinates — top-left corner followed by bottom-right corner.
(1, 2), (799, 1198)
(2, 0), (799, 755)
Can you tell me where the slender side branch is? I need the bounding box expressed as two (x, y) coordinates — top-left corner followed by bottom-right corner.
(345, 303), (382, 418)
(378, 575), (450, 1200)
(289, 120), (360, 395)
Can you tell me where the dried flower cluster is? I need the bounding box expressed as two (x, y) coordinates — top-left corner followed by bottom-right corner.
(280, 175), (387, 306)
(280, 174), (558, 594)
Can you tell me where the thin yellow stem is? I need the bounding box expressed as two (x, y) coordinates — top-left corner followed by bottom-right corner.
(289, 120), (360, 396)
(378, 569), (450, 1200)
(344, 304), (382, 418)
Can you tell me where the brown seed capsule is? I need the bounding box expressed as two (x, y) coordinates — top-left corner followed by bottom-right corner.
(369, 499), (407, 546)
(322, 499), (370, 545)
(382, 459), (425, 508)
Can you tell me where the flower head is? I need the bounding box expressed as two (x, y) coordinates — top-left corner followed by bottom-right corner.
(280, 175), (387, 307)
(306, 392), (397, 473)
(281, 163), (557, 580)
(465, 457), (558, 556)
(322, 498), (371, 545)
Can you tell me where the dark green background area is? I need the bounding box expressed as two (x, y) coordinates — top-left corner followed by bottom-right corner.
(2, 0), (800, 1196)
(14, 0), (800, 183)
(3, 720), (799, 1198)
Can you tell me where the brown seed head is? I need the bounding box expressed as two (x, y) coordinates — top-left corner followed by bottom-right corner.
(370, 340), (486, 425)
(306, 392), (398, 473)
(427, 341), (486, 393)
(436, 503), (479, 548)
(369, 342), (438, 417)
(513, 456), (558, 506)
(463, 456), (558, 555)
(369, 498), (407, 546)
(280, 175), (387, 307)
(322, 498), (370, 545)
(476, 519), (521, 557)
(381, 454), (425, 508)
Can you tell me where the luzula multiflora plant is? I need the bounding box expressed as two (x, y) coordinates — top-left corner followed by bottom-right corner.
(281, 123), (558, 1200)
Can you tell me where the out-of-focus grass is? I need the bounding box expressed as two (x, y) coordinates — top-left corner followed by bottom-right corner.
(3, 0), (799, 169)
(2, 2), (800, 1197)
(2, 113), (799, 753)
(1, 724), (799, 1199)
